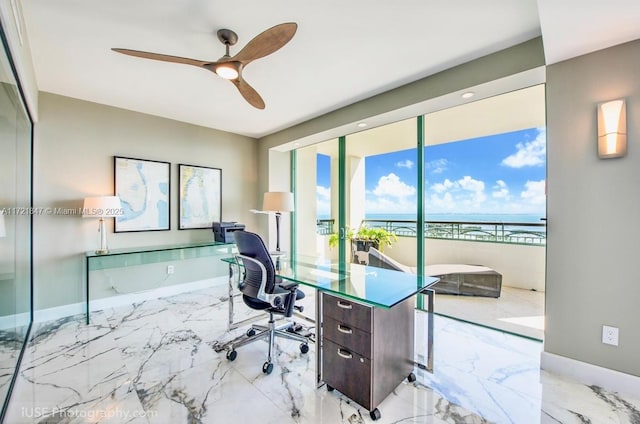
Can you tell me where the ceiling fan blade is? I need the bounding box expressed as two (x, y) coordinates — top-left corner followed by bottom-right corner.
(112, 48), (211, 68)
(231, 78), (265, 109)
(231, 22), (297, 66)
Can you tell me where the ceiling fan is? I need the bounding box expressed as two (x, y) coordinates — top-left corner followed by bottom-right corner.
(112, 22), (297, 109)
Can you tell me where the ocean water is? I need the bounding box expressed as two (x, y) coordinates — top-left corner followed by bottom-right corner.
(318, 213), (545, 224)
(366, 213), (545, 224)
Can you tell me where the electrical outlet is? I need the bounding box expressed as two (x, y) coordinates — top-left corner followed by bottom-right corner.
(602, 325), (619, 346)
(167, 265), (175, 275)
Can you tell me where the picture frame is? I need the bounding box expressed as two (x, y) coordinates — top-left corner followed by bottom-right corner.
(114, 156), (170, 232)
(178, 164), (222, 229)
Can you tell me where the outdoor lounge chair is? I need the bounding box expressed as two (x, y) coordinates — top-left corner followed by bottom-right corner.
(367, 247), (502, 298)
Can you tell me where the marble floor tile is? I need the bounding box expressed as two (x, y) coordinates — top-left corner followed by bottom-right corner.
(134, 356), (295, 424)
(106, 307), (217, 382)
(0, 327), (25, 404)
(5, 329), (137, 423)
(4, 281), (640, 424)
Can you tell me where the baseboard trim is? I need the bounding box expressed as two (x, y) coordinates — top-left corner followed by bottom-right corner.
(541, 351), (640, 398)
(0, 312), (30, 330)
(34, 277), (227, 323)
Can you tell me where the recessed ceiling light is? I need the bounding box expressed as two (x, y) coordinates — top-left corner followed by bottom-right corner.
(461, 91), (475, 99)
(294, 142), (300, 146)
(357, 122), (367, 128)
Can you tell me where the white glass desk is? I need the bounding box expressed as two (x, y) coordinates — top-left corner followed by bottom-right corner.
(221, 254), (438, 374)
(85, 242), (233, 324)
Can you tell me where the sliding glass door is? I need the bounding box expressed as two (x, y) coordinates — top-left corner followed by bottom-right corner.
(294, 118), (420, 267)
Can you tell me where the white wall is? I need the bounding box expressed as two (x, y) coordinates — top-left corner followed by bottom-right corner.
(33, 93), (258, 311)
(546, 39), (640, 376)
(0, 0), (38, 119)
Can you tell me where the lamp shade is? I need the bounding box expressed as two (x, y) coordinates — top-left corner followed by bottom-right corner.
(0, 213), (5, 238)
(82, 196), (123, 218)
(262, 192), (294, 213)
(597, 99), (627, 158)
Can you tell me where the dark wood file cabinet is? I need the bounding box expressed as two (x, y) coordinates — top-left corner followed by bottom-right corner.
(321, 292), (415, 419)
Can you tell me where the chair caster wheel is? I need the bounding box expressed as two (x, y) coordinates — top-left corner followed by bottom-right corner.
(262, 361), (274, 375)
(246, 328), (256, 337)
(407, 372), (416, 382)
(287, 323), (303, 333)
(299, 343), (309, 354)
(226, 350), (237, 361)
(369, 408), (381, 421)
(326, 384), (334, 392)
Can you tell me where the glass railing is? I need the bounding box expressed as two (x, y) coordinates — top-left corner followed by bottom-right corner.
(316, 219), (334, 235)
(317, 219), (546, 246)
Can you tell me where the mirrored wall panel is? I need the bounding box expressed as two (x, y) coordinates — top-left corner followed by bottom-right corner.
(0, 25), (33, 418)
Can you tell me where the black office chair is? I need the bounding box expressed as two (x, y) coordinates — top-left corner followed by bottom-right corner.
(225, 230), (310, 374)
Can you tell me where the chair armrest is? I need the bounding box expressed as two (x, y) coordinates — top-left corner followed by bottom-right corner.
(279, 281), (299, 291)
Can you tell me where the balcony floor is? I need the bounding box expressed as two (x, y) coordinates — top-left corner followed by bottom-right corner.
(434, 286), (545, 340)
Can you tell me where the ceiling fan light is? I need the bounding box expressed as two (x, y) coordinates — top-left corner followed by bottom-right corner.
(215, 62), (239, 80)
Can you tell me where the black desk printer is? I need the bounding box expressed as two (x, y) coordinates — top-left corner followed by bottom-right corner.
(212, 222), (245, 243)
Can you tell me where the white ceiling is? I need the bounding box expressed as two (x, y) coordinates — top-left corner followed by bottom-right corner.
(19, 0), (640, 139)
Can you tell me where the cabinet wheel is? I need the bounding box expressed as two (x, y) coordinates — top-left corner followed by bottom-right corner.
(299, 343), (309, 354)
(326, 384), (334, 392)
(262, 361), (274, 375)
(407, 372), (417, 382)
(369, 408), (381, 421)
(226, 350), (237, 361)
(246, 328), (256, 337)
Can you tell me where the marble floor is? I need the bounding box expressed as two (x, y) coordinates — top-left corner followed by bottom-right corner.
(3, 284), (640, 423)
(435, 287), (545, 340)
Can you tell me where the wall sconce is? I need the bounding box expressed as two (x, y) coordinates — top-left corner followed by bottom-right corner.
(597, 99), (627, 158)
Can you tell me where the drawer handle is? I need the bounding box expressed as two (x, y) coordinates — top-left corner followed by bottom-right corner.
(337, 324), (353, 334)
(337, 348), (353, 359)
(337, 300), (352, 309)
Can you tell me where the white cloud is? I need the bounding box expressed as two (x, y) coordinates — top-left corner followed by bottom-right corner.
(429, 192), (455, 211)
(431, 178), (455, 193)
(396, 159), (414, 169)
(366, 196), (417, 214)
(520, 180), (546, 204)
(316, 185), (331, 216)
(501, 127), (546, 168)
(427, 176), (487, 210)
(372, 173), (416, 198)
(426, 158), (448, 174)
(458, 176), (484, 193)
(492, 180), (510, 199)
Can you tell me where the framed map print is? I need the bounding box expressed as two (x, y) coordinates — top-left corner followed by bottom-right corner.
(178, 164), (221, 229)
(114, 156), (170, 232)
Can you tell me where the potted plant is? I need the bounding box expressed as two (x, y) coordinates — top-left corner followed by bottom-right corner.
(329, 225), (397, 263)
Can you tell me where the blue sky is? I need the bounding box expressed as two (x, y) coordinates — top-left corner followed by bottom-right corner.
(317, 127), (546, 217)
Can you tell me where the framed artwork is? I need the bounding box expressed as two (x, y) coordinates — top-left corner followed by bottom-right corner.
(114, 156), (170, 232)
(178, 164), (222, 229)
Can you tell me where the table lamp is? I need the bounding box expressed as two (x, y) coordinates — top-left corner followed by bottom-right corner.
(262, 192), (294, 252)
(83, 196), (122, 254)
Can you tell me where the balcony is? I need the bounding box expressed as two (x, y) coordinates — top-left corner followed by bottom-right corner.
(316, 218), (546, 340)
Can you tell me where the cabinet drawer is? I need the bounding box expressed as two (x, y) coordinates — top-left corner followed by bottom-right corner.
(322, 294), (371, 332)
(322, 339), (372, 409)
(322, 316), (371, 359)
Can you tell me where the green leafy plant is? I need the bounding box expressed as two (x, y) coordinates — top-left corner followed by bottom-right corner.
(328, 225), (397, 251)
